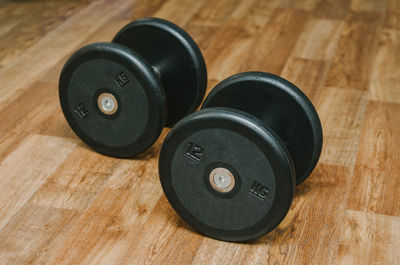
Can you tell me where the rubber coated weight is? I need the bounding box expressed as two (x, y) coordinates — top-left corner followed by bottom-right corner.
(202, 72), (323, 184)
(59, 17), (207, 157)
(159, 108), (295, 242)
(158, 72), (322, 242)
(113, 17), (207, 126)
(59, 42), (164, 157)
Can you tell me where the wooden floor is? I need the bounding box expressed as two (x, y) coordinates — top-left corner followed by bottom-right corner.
(0, 0), (399, 264)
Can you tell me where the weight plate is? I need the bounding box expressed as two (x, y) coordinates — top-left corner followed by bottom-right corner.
(113, 17), (207, 126)
(159, 108), (295, 242)
(202, 72), (323, 184)
(59, 42), (166, 157)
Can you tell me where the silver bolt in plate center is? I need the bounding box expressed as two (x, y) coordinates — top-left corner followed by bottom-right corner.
(97, 92), (118, 115)
(209, 167), (235, 193)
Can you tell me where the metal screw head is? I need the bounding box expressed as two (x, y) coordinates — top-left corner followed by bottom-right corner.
(97, 92), (118, 115)
(209, 167), (235, 193)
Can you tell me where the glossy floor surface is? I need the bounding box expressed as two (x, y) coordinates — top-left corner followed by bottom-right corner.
(0, 0), (399, 264)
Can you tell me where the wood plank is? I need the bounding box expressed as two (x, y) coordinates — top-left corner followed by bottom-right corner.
(184, 0), (244, 54)
(47, 152), (162, 264)
(0, 203), (77, 265)
(281, 58), (328, 102)
(272, 0), (320, 11)
(40, 1), (169, 85)
(240, 8), (309, 75)
(291, 0), (320, 11)
(30, 147), (121, 211)
(324, 11), (383, 90)
(370, 28), (400, 103)
(0, 142), (125, 264)
(347, 101), (400, 216)
(39, 18), (133, 84)
(0, 0), (135, 113)
(119, 198), (204, 265)
(313, 0), (350, 19)
(385, 0), (400, 29)
(337, 210), (400, 265)
(145, 0), (246, 82)
(0, 130), (29, 163)
(118, 0), (169, 19)
(0, 81), (74, 162)
(48, 188), (145, 264)
(204, 0), (274, 80)
(0, 0), (93, 67)
(291, 18), (343, 61)
(0, 135), (75, 232)
(192, 239), (247, 265)
(153, 0), (206, 26)
(39, 0), (168, 86)
(0, 81), (75, 162)
(184, 22), (220, 53)
(229, 164), (352, 264)
(316, 87), (368, 167)
(0, 18), (19, 41)
(350, 0), (388, 12)
(186, 0), (274, 53)
(188, 0), (241, 28)
(0, 82), (60, 134)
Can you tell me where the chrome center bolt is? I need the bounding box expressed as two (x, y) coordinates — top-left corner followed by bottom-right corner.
(97, 92), (118, 115)
(209, 167), (235, 193)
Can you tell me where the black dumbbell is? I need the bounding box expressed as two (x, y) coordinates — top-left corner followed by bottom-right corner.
(158, 72), (323, 242)
(59, 17), (207, 157)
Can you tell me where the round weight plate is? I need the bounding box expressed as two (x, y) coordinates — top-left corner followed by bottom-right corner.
(113, 17), (207, 126)
(159, 108), (295, 242)
(202, 72), (323, 184)
(59, 42), (166, 157)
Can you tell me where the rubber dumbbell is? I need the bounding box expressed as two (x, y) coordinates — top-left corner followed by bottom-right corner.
(59, 17), (207, 157)
(158, 72), (323, 242)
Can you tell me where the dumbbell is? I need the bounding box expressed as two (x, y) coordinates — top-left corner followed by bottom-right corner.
(158, 72), (323, 242)
(59, 17), (207, 157)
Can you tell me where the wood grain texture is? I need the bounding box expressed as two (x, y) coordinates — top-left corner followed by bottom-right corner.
(370, 28), (400, 103)
(337, 210), (400, 265)
(0, 0), (93, 67)
(317, 87), (368, 167)
(291, 18), (343, 61)
(281, 58), (328, 101)
(324, 11), (383, 90)
(385, 0), (400, 29)
(241, 8), (309, 75)
(347, 101), (400, 216)
(0, 0), (399, 264)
